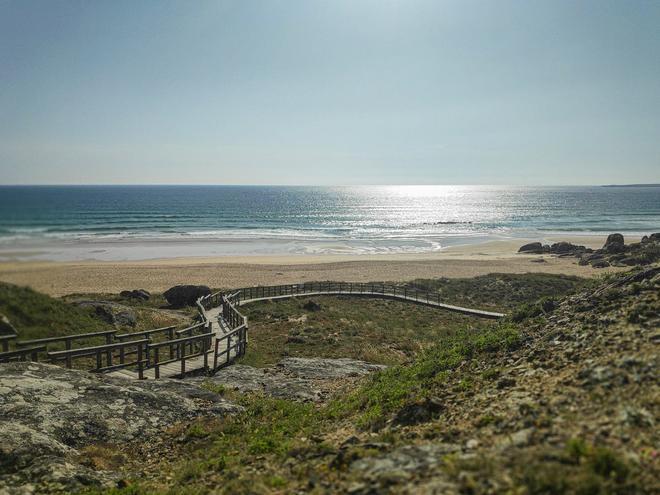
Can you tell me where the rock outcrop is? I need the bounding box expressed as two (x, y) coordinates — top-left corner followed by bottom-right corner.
(0, 362), (241, 493)
(163, 285), (211, 308)
(73, 301), (137, 327)
(119, 289), (151, 301)
(603, 232), (625, 253)
(192, 357), (385, 402)
(517, 241), (589, 256)
(518, 242), (544, 254)
(302, 299), (322, 312)
(519, 232), (660, 268)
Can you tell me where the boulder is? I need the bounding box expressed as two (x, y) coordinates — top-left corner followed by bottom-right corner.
(0, 362), (241, 492)
(302, 299), (322, 312)
(277, 357), (386, 380)
(393, 398), (444, 426)
(549, 242), (573, 254)
(549, 242), (587, 255)
(119, 289), (151, 301)
(163, 285), (211, 308)
(74, 301), (137, 327)
(192, 358), (386, 402)
(350, 443), (460, 483)
(603, 233), (625, 253)
(518, 242), (544, 254)
(642, 233), (660, 243)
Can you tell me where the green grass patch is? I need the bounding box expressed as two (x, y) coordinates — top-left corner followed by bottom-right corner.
(240, 295), (497, 367)
(0, 282), (113, 342)
(410, 273), (587, 311)
(327, 322), (521, 430)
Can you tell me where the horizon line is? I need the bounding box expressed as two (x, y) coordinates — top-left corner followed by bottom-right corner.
(1, 183), (659, 188)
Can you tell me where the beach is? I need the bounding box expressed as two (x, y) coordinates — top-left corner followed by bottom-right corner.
(0, 236), (628, 296)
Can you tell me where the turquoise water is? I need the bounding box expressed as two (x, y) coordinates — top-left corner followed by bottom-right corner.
(0, 185), (658, 260)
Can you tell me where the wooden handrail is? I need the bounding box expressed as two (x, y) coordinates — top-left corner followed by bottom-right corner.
(115, 325), (177, 340)
(48, 339), (149, 359)
(17, 330), (117, 346)
(48, 338), (149, 379)
(147, 331), (213, 349)
(148, 331), (214, 378)
(175, 321), (207, 335)
(0, 345), (47, 362)
(231, 281), (504, 319)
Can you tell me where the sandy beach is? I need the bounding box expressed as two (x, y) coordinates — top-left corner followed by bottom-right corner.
(0, 236), (628, 296)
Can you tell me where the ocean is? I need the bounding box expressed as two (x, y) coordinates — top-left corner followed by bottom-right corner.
(0, 185), (658, 261)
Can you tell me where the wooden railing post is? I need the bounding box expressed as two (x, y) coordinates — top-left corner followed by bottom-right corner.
(137, 344), (144, 380)
(65, 339), (72, 368)
(203, 337), (209, 372)
(105, 333), (113, 367)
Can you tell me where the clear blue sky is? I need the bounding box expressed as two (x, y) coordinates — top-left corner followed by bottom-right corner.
(1, 0), (659, 185)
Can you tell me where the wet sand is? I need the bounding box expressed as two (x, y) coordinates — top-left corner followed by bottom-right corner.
(0, 237), (627, 296)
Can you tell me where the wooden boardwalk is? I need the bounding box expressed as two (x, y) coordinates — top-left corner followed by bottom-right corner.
(237, 290), (504, 319)
(2, 282), (504, 380)
(107, 306), (237, 380)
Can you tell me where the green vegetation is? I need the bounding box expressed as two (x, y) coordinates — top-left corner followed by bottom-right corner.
(327, 322), (521, 429)
(0, 282), (187, 349)
(410, 272), (587, 310)
(239, 273), (585, 367)
(14, 271), (658, 494)
(0, 282), (113, 341)
(240, 295), (497, 367)
(512, 439), (634, 494)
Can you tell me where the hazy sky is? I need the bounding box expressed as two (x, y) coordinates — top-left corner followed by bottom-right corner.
(1, 0), (659, 185)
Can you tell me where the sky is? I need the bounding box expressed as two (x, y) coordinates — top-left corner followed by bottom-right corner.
(1, 0), (659, 186)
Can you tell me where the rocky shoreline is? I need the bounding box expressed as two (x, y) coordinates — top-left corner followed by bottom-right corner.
(519, 232), (660, 268)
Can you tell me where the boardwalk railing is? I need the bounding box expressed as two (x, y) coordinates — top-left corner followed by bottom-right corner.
(1, 280), (503, 377)
(231, 282), (504, 319)
(148, 331), (214, 378)
(198, 291), (248, 370)
(1, 333), (17, 353)
(0, 345), (47, 363)
(0, 319), (216, 377)
(48, 339), (149, 378)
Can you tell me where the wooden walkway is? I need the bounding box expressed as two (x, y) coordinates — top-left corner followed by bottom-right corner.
(1, 281), (504, 380)
(107, 306), (243, 380)
(237, 290), (504, 319)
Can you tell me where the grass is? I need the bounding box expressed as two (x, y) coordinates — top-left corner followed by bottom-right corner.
(238, 273), (586, 367)
(0, 282), (188, 353)
(409, 272), (588, 311)
(80, 269), (655, 495)
(239, 295), (497, 367)
(0, 282), (114, 342)
(510, 438), (635, 494)
(326, 322), (522, 430)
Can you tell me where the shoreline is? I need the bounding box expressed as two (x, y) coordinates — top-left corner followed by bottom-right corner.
(0, 236), (632, 296)
(0, 233), (633, 263)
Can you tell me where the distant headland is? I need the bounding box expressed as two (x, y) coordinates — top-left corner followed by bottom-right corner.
(601, 183), (660, 187)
